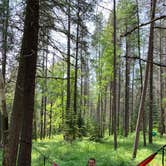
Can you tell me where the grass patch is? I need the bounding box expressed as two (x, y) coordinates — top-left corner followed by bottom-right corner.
(31, 133), (166, 166)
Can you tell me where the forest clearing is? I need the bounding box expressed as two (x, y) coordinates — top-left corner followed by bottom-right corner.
(0, 0), (166, 165)
(0, 134), (165, 165)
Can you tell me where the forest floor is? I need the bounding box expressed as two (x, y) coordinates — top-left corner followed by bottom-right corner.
(0, 133), (165, 165)
(31, 133), (165, 166)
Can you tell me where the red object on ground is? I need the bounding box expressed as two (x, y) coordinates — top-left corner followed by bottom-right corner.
(137, 153), (157, 166)
(53, 162), (58, 166)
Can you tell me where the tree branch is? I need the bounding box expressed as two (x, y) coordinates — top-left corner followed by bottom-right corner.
(36, 75), (74, 80)
(121, 15), (166, 37)
(154, 26), (166, 29)
(122, 56), (166, 68)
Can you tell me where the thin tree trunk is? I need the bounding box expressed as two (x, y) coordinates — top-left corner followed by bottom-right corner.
(148, 0), (154, 145)
(102, 85), (107, 137)
(113, 0), (117, 150)
(136, 0), (146, 146)
(124, 35), (130, 137)
(43, 95), (47, 138)
(0, 72), (8, 166)
(65, 0), (71, 141)
(132, 0), (156, 158)
(73, 0), (80, 138)
(43, 48), (48, 138)
(61, 66), (65, 128)
(159, 23), (165, 136)
(117, 54), (121, 132)
(33, 109), (37, 140)
(49, 102), (53, 139)
(149, 52), (153, 144)
(130, 62), (135, 132)
(109, 82), (112, 136)
(40, 96), (44, 140)
(2, 0), (9, 81)
(1, 0), (9, 164)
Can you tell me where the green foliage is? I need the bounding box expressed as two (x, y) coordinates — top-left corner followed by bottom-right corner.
(29, 134), (166, 166)
(117, 0), (137, 30)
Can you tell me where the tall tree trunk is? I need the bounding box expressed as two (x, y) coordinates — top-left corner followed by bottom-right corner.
(43, 95), (47, 138)
(113, 0), (117, 150)
(7, 0), (39, 165)
(40, 96), (44, 140)
(49, 102), (53, 139)
(17, 0), (39, 164)
(130, 62), (135, 132)
(148, 0), (154, 145)
(2, 0), (9, 81)
(136, 0), (146, 146)
(65, 0), (71, 141)
(40, 49), (45, 140)
(73, 0), (80, 138)
(61, 64), (65, 128)
(33, 108), (37, 140)
(102, 85), (107, 137)
(0, 72), (8, 166)
(96, 94), (101, 138)
(124, 35), (130, 137)
(149, 49), (153, 144)
(132, 0), (156, 158)
(109, 82), (112, 136)
(43, 41), (48, 138)
(117, 54), (121, 132)
(1, 0), (9, 164)
(159, 23), (165, 136)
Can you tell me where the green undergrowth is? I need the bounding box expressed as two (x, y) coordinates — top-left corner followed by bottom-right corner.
(31, 133), (166, 166)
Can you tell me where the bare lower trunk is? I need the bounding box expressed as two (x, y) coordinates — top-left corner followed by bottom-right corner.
(0, 72), (8, 166)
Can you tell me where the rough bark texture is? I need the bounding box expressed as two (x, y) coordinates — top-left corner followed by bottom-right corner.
(17, 0), (39, 164)
(7, 0), (39, 165)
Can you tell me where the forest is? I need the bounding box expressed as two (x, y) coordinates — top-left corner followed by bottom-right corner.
(0, 0), (166, 165)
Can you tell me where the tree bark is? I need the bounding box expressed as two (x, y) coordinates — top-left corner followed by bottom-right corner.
(124, 35), (130, 137)
(148, 0), (154, 145)
(135, 0), (146, 146)
(49, 102), (53, 139)
(159, 22), (165, 136)
(40, 96), (44, 140)
(130, 62), (135, 132)
(0, 72), (8, 166)
(6, 0), (39, 165)
(17, 0), (39, 163)
(64, 0), (71, 141)
(43, 42), (48, 138)
(117, 54), (121, 132)
(132, 0), (156, 158)
(73, 0), (80, 138)
(1, 0), (9, 164)
(2, 0), (9, 81)
(113, 0), (117, 150)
